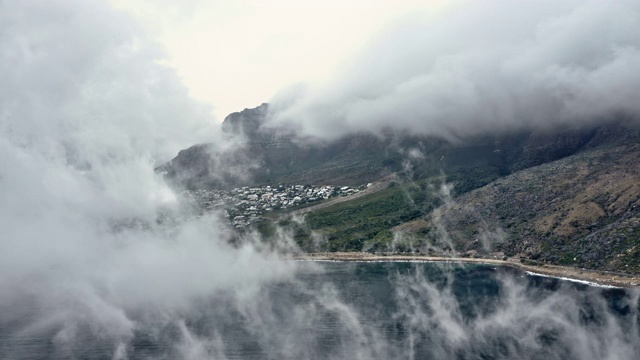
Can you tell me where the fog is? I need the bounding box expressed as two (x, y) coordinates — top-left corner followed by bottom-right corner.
(269, 0), (640, 140)
(2, 1), (640, 359)
(0, 0), (295, 355)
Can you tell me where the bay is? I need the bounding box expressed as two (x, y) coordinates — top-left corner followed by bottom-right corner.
(2, 262), (638, 359)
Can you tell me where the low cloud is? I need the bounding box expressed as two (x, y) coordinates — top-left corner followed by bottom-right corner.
(0, 0), (293, 354)
(2, 1), (639, 358)
(269, 0), (640, 140)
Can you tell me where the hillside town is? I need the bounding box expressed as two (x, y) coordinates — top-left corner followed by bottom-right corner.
(184, 184), (364, 228)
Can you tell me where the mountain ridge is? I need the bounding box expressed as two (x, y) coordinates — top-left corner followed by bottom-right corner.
(160, 104), (636, 193)
(160, 104), (640, 273)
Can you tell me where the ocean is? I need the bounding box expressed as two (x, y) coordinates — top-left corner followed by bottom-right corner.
(2, 261), (639, 359)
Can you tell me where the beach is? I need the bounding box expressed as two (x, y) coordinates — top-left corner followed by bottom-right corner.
(292, 252), (640, 288)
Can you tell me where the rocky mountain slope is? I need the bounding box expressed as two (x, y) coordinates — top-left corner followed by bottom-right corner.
(399, 130), (640, 273)
(160, 104), (623, 194)
(159, 104), (397, 189)
(160, 104), (640, 273)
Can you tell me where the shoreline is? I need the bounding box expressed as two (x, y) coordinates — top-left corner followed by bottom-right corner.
(291, 252), (640, 288)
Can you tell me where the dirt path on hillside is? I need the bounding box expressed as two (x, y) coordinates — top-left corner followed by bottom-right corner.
(290, 252), (640, 288)
(290, 173), (397, 216)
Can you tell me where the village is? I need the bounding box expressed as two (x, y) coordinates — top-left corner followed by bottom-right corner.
(184, 184), (364, 228)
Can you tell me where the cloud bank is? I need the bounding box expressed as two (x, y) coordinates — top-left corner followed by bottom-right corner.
(0, 0), (293, 355)
(269, 0), (640, 140)
(2, 1), (639, 358)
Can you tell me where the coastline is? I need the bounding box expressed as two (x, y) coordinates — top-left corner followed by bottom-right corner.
(291, 252), (640, 288)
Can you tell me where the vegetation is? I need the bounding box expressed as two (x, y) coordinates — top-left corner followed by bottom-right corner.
(167, 106), (640, 274)
(258, 180), (439, 252)
(253, 130), (640, 275)
(434, 141), (640, 274)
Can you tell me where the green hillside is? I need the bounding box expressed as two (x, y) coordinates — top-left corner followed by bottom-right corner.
(162, 104), (640, 273)
(266, 180), (437, 252)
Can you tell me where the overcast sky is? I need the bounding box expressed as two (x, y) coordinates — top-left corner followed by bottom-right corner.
(107, 0), (640, 141)
(110, 0), (443, 120)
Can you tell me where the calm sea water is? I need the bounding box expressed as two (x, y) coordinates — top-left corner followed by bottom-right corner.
(2, 261), (639, 359)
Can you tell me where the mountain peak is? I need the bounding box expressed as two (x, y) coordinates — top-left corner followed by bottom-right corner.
(221, 103), (269, 135)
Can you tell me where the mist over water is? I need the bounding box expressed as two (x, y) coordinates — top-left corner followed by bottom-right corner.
(0, 0), (293, 357)
(2, 1), (640, 359)
(3, 262), (639, 359)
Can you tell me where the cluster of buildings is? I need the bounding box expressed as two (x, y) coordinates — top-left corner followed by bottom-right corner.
(185, 184), (364, 228)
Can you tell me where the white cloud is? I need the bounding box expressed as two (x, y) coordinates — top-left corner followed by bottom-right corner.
(111, 0), (432, 120)
(269, 0), (640, 140)
(0, 0), (293, 352)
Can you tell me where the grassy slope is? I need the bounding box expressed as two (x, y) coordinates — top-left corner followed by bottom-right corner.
(259, 141), (640, 274)
(259, 180), (438, 252)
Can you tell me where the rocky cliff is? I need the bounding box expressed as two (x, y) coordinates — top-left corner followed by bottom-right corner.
(161, 104), (640, 272)
(409, 128), (640, 273)
(160, 104), (635, 194)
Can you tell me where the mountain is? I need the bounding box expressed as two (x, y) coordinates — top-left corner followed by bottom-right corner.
(160, 104), (627, 194)
(426, 131), (640, 273)
(159, 104), (398, 189)
(160, 104), (640, 273)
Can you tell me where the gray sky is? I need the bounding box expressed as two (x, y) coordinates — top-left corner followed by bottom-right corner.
(109, 0), (640, 140)
(110, 0), (439, 120)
